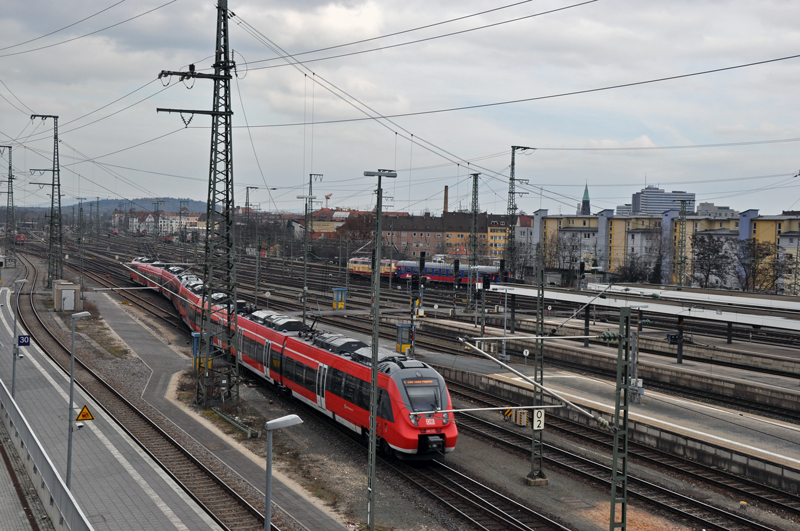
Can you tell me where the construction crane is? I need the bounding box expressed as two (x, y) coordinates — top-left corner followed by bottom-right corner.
(325, 193), (333, 208)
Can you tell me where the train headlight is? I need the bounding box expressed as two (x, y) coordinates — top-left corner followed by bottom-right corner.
(442, 412), (450, 425)
(409, 413), (419, 426)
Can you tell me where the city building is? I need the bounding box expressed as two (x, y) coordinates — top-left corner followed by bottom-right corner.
(696, 202), (738, 219)
(631, 186), (695, 215)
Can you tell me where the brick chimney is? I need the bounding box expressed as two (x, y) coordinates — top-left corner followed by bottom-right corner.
(443, 185), (449, 213)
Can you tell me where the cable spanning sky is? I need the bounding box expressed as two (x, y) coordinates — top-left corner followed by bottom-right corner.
(0, 0), (799, 216)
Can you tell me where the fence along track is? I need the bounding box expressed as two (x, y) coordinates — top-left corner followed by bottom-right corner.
(16, 253), (271, 531)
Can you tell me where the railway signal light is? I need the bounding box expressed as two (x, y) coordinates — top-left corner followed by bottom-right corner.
(419, 251), (426, 272)
(482, 276), (491, 291)
(453, 259), (460, 275)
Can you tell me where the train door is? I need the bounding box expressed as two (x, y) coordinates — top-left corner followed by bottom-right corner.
(316, 364), (328, 409)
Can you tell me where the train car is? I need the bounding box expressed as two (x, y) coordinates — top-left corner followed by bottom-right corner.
(130, 258), (457, 458)
(14, 233), (25, 245)
(348, 258), (397, 278)
(395, 260), (502, 285)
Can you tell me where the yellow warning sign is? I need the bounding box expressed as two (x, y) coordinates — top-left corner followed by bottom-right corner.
(75, 405), (95, 422)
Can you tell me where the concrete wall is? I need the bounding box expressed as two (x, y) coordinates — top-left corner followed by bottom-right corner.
(434, 364), (800, 494)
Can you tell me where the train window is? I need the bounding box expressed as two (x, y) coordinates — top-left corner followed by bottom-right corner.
(327, 369), (344, 395)
(263, 342), (271, 368)
(305, 367), (317, 392)
(294, 361), (305, 384)
(284, 357), (295, 382)
(402, 379), (441, 412)
(343, 374), (358, 404)
(271, 349), (282, 372)
(378, 388), (394, 422)
(355, 380), (370, 411)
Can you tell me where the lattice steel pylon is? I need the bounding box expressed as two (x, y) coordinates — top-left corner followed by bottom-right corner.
(505, 146), (531, 279)
(610, 307), (631, 530)
(676, 200), (688, 286)
(468, 173), (480, 310)
(30, 115), (62, 287)
(157, 0), (239, 407)
(0, 146), (16, 268)
(527, 250), (547, 484)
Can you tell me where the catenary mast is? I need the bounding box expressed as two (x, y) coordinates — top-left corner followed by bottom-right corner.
(157, 0), (239, 406)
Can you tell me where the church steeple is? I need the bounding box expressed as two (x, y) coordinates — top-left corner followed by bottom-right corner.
(581, 182), (591, 215)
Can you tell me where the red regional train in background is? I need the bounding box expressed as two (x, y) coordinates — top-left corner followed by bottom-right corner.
(130, 257), (457, 458)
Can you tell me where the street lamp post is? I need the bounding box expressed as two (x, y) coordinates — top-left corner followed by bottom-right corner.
(11, 278), (28, 398)
(66, 310), (91, 490)
(265, 414), (303, 530)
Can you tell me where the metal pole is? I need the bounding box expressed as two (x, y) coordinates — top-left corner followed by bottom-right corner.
(481, 288), (486, 337)
(66, 311), (89, 490)
(67, 317), (76, 489)
(610, 307), (631, 531)
(303, 197), (309, 329)
(503, 290), (508, 362)
(265, 430), (272, 531)
(365, 169), (395, 530)
(584, 302), (591, 348)
(255, 235), (261, 309)
(11, 279), (27, 398)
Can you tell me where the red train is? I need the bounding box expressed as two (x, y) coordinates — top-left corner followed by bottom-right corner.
(130, 257), (457, 458)
(14, 233), (25, 245)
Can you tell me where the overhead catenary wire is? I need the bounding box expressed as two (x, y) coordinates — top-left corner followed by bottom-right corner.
(239, 0), (541, 67)
(243, 52), (800, 130)
(238, 0), (598, 72)
(233, 14), (576, 210)
(0, 1), (177, 59)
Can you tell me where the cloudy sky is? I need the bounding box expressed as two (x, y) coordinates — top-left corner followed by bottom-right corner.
(1, 0), (799, 217)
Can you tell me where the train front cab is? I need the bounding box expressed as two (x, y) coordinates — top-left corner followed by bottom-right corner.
(389, 362), (457, 459)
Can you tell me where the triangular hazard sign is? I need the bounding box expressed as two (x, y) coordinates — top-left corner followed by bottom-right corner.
(75, 405), (95, 422)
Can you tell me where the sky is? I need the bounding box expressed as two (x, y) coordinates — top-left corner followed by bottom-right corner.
(1, 0), (799, 217)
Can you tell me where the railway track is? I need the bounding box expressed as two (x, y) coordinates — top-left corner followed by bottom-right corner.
(16, 253), (270, 531)
(387, 460), (570, 531)
(448, 381), (799, 530)
(38, 240), (800, 529)
(31, 244), (800, 424)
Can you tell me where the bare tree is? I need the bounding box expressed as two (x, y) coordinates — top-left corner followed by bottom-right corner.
(736, 239), (786, 292)
(691, 234), (733, 288)
(615, 249), (650, 283)
(542, 232), (560, 269)
(336, 213), (375, 241)
(557, 232), (582, 270)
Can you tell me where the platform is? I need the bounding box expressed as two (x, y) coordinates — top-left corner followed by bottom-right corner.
(0, 287), (222, 531)
(328, 313), (800, 475)
(82, 291), (346, 531)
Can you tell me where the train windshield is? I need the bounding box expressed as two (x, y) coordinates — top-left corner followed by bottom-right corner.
(402, 378), (441, 412)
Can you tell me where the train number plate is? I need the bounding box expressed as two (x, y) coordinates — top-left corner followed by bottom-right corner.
(533, 409), (545, 431)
